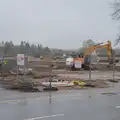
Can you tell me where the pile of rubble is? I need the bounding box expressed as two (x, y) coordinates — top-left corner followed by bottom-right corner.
(0, 76), (41, 92)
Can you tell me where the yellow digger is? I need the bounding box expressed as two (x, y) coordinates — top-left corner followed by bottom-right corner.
(66, 40), (114, 70)
(83, 40), (113, 69)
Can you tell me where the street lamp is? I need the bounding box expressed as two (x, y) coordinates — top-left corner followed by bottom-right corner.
(0, 42), (5, 80)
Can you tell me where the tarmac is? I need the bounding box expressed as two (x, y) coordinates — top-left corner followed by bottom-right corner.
(0, 83), (120, 120)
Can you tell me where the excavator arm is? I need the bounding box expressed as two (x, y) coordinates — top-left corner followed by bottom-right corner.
(84, 40), (112, 60)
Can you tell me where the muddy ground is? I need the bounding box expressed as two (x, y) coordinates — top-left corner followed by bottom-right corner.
(0, 68), (119, 91)
(0, 59), (120, 91)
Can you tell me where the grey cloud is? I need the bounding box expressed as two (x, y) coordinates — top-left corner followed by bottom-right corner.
(0, 0), (118, 49)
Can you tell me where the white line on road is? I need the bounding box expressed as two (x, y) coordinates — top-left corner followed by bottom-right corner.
(0, 94), (83, 104)
(0, 99), (21, 104)
(0, 95), (83, 104)
(24, 114), (64, 120)
(116, 106), (120, 108)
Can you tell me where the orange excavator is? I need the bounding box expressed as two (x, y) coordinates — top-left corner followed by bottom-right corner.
(83, 40), (113, 69)
(66, 40), (113, 70)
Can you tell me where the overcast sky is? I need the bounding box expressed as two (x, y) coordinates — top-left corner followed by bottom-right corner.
(0, 0), (119, 49)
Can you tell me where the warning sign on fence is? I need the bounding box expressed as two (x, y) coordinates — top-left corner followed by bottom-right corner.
(17, 54), (25, 66)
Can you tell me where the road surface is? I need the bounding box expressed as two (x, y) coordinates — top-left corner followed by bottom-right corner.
(0, 85), (120, 120)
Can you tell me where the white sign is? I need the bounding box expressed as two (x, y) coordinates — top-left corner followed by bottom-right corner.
(66, 57), (74, 66)
(75, 61), (81, 68)
(17, 54), (25, 65)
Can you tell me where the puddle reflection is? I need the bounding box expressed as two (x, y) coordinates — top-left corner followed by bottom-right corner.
(17, 96), (28, 106)
(49, 92), (52, 104)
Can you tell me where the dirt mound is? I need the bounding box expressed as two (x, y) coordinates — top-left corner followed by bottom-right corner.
(0, 77), (41, 92)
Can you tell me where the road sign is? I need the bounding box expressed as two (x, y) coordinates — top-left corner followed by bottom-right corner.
(17, 54), (25, 65)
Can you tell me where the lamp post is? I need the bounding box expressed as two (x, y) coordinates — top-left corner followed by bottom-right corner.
(113, 51), (116, 82)
(0, 43), (5, 80)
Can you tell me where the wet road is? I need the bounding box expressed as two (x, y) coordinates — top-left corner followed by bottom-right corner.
(0, 87), (120, 120)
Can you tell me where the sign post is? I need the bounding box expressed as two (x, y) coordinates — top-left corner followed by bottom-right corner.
(0, 56), (4, 80)
(113, 51), (116, 82)
(17, 54), (25, 80)
(89, 55), (91, 82)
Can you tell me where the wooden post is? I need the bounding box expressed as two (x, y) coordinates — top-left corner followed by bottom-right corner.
(89, 55), (92, 83)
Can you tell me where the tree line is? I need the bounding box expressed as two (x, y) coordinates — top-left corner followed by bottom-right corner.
(0, 41), (51, 56)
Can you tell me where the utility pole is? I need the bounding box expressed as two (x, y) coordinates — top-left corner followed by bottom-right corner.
(23, 53), (25, 80)
(24, 53), (28, 80)
(49, 56), (52, 89)
(1, 56), (4, 80)
(23, 53), (27, 81)
(49, 70), (52, 88)
(49, 50), (53, 89)
(2, 60), (4, 80)
(89, 55), (92, 83)
(113, 51), (116, 81)
(16, 65), (19, 80)
(26, 53), (28, 73)
(88, 55), (92, 98)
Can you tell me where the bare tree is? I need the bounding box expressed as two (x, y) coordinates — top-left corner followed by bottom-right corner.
(0, 40), (52, 56)
(112, 0), (120, 20)
(112, 0), (120, 46)
(79, 39), (95, 54)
